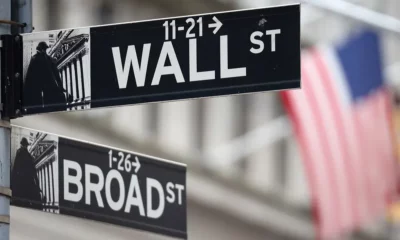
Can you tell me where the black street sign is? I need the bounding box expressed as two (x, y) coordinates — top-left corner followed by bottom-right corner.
(18, 4), (300, 115)
(10, 125), (187, 239)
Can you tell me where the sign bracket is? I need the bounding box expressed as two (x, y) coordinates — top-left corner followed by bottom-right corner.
(0, 216), (10, 224)
(0, 34), (23, 120)
(0, 186), (12, 198)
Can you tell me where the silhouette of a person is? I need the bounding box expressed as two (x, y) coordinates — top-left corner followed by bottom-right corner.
(24, 41), (71, 112)
(11, 137), (43, 210)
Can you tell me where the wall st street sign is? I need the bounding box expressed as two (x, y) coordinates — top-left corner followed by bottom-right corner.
(15, 4), (300, 116)
(10, 126), (187, 238)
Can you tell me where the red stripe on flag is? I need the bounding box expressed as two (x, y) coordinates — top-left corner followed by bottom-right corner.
(280, 91), (321, 240)
(311, 49), (360, 231)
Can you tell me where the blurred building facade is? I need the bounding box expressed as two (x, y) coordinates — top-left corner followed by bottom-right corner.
(10, 0), (400, 239)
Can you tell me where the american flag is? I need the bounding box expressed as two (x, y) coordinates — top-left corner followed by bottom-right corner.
(281, 30), (398, 239)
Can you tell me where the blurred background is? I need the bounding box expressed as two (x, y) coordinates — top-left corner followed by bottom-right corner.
(8, 0), (400, 239)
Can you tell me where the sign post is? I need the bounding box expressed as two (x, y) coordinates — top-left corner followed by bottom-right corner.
(0, 1), (13, 239)
(10, 125), (187, 238)
(13, 4), (300, 117)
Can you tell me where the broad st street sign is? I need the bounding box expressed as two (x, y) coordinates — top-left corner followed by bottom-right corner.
(15, 4), (300, 116)
(10, 125), (187, 238)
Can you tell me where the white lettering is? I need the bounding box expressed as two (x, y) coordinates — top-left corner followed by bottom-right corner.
(189, 38), (215, 81)
(85, 164), (105, 208)
(220, 35), (246, 78)
(105, 169), (125, 211)
(151, 41), (184, 86)
(112, 44), (151, 89)
(166, 182), (175, 204)
(63, 160), (83, 202)
(250, 31), (264, 54)
(124, 174), (145, 216)
(266, 29), (281, 52)
(146, 178), (165, 219)
(175, 184), (185, 205)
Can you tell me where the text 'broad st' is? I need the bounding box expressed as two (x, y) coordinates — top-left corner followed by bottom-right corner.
(10, 126), (187, 238)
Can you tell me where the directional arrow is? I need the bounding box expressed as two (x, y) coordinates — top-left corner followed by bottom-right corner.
(208, 16), (223, 34)
(132, 156), (141, 173)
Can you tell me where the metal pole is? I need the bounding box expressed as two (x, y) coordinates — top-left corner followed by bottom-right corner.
(0, 125), (10, 240)
(0, 1), (30, 239)
(14, 0), (33, 33)
(0, 0), (11, 239)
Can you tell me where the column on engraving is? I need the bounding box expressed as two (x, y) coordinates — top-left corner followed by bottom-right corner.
(66, 67), (70, 100)
(40, 167), (45, 206)
(42, 164), (46, 207)
(49, 161), (55, 210)
(39, 168), (42, 196)
(37, 169), (42, 195)
(71, 61), (77, 102)
(44, 164), (48, 209)
(62, 68), (67, 94)
(52, 157), (59, 211)
(78, 54), (85, 100)
(73, 58), (80, 109)
(65, 66), (70, 109)
(68, 63), (74, 100)
(59, 68), (62, 85)
(73, 58), (81, 100)
(65, 65), (70, 100)
(81, 53), (90, 100)
(44, 165), (48, 209)
(41, 165), (45, 209)
(48, 163), (52, 210)
(47, 163), (51, 211)
(47, 162), (52, 209)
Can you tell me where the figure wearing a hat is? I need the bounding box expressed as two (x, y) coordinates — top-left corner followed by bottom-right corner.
(24, 41), (70, 112)
(11, 137), (43, 209)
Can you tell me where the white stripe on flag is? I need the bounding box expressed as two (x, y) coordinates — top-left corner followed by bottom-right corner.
(303, 52), (352, 232)
(318, 46), (368, 228)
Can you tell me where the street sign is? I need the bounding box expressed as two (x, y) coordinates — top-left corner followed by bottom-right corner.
(10, 125), (187, 239)
(19, 4), (300, 115)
